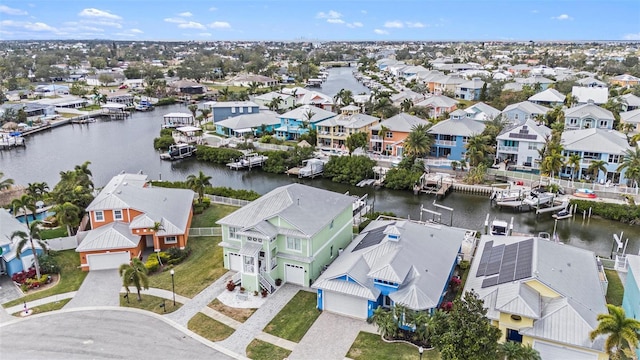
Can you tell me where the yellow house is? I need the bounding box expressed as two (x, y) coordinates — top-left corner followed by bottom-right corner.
(464, 235), (609, 359)
(316, 105), (380, 150)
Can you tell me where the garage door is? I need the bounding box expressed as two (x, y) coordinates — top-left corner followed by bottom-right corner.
(228, 252), (242, 272)
(87, 252), (130, 271)
(285, 263), (305, 286)
(323, 291), (368, 319)
(533, 341), (598, 360)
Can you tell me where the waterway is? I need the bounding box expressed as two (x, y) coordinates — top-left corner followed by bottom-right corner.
(1, 67), (638, 258)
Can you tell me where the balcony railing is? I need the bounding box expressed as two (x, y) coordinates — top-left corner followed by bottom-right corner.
(497, 145), (519, 153)
(435, 140), (456, 146)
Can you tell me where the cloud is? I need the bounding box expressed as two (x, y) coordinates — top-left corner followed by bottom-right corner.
(209, 7), (217, 11)
(84, 20), (122, 28)
(623, 32), (640, 40)
(327, 18), (345, 24)
(78, 8), (122, 20)
(531, 9), (539, 13)
(384, 21), (403, 28)
(209, 21), (231, 29)
(199, 32), (212, 37)
(1, 20), (57, 32)
(552, 14), (572, 20)
(0, 5), (28, 15)
(130, 28), (143, 34)
(406, 22), (425, 28)
(164, 17), (186, 24)
(347, 22), (363, 28)
(374, 29), (388, 35)
(178, 12), (192, 17)
(178, 21), (206, 30)
(317, 10), (342, 19)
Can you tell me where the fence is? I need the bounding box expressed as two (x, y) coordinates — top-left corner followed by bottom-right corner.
(205, 194), (251, 207)
(253, 142), (293, 152)
(188, 227), (222, 237)
(44, 236), (79, 250)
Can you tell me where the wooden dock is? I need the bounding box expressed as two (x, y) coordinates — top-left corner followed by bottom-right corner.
(436, 182), (452, 199)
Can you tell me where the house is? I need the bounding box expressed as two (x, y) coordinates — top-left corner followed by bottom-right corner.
(316, 105), (380, 150)
(415, 95), (458, 118)
(454, 77), (485, 101)
(228, 74), (278, 88)
(34, 84), (70, 97)
(297, 90), (335, 111)
(621, 109), (640, 131)
(312, 218), (468, 320)
(31, 95), (87, 110)
(622, 255), (640, 359)
(464, 102), (501, 121)
(0, 103), (57, 122)
(207, 101), (260, 123)
(502, 101), (550, 125)
(252, 92), (294, 111)
(463, 235), (609, 360)
(610, 74), (640, 87)
(76, 173), (194, 271)
(428, 110), (486, 161)
(572, 86), (608, 105)
(369, 113), (430, 156)
(430, 75), (466, 95)
(215, 111), (280, 137)
(528, 88), (566, 107)
(513, 75), (555, 90)
(621, 93), (640, 111)
(216, 184), (355, 293)
(275, 104), (336, 140)
(496, 120), (551, 169)
(169, 80), (206, 95)
(0, 209), (45, 276)
(563, 100), (615, 130)
(390, 90), (426, 107)
(576, 76), (607, 88)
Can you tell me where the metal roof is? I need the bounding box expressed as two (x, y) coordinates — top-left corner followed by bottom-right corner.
(76, 222), (141, 252)
(561, 128), (630, 155)
(370, 113), (429, 133)
(428, 115), (486, 137)
(564, 102), (614, 120)
(621, 109), (640, 124)
(279, 105), (336, 122)
(0, 209), (27, 247)
(528, 88), (566, 103)
(215, 111), (280, 130)
(503, 101), (550, 115)
(315, 113), (379, 129)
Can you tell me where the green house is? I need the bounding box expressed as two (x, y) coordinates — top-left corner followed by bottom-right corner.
(216, 184), (355, 293)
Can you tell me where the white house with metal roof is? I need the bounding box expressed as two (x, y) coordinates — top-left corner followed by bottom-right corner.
(496, 120), (551, 169)
(463, 235), (608, 360)
(214, 110), (280, 138)
(502, 101), (550, 125)
(315, 106), (380, 149)
(621, 93), (640, 111)
(313, 219), (469, 320)
(572, 86), (609, 105)
(563, 100), (615, 130)
(464, 102), (501, 121)
(275, 104), (336, 140)
(528, 88), (566, 107)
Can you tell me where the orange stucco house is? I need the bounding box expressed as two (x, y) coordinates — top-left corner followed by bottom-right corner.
(76, 173), (194, 271)
(369, 113), (431, 157)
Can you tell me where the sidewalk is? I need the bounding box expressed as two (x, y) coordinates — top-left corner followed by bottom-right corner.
(165, 271), (233, 326)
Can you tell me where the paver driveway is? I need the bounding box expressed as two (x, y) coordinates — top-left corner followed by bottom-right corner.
(64, 269), (122, 309)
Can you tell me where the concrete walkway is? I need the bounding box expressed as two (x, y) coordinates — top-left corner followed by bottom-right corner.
(64, 270), (121, 309)
(288, 312), (364, 360)
(217, 284), (299, 356)
(165, 271), (233, 326)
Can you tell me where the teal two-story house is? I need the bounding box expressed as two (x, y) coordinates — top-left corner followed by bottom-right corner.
(217, 184), (355, 293)
(623, 255), (640, 359)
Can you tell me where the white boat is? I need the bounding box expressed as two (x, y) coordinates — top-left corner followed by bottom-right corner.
(226, 153), (268, 170)
(490, 219), (509, 236)
(522, 190), (554, 206)
(490, 189), (525, 202)
(298, 158), (325, 178)
(160, 143), (197, 160)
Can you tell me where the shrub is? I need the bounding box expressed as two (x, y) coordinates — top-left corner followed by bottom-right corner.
(155, 97), (176, 106)
(570, 199), (640, 224)
(145, 257), (160, 273)
(226, 280), (236, 291)
(383, 168), (422, 190)
(160, 128), (173, 137)
(459, 260), (470, 270)
(154, 136), (175, 150)
(38, 254), (61, 274)
(193, 202), (207, 214)
(195, 145), (243, 164)
(324, 155), (376, 185)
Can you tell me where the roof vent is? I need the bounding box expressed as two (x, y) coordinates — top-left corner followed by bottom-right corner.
(123, 182), (128, 186)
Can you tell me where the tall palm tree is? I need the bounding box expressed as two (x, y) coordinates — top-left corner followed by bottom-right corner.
(618, 148), (640, 188)
(119, 258), (150, 301)
(404, 124), (433, 158)
(218, 87), (231, 101)
(53, 202), (81, 236)
(587, 160), (608, 182)
(268, 96), (283, 112)
(188, 104), (199, 126)
(248, 81), (259, 95)
(340, 89), (354, 107)
(566, 154), (582, 181)
(373, 97), (394, 119)
(11, 220), (47, 279)
(541, 149), (566, 178)
(590, 304), (640, 360)
(12, 194), (36, 225)
(198, 108), (212, 127)
(186, 171), (212, 204)
(301, 108), (315, 131)
(333, 88), (345, 105)
(465, 134), (492, 167)
(74, 161), (94, 189)
(0, 172), (14, 190)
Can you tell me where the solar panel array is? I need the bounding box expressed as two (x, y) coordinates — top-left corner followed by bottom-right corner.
(353, 222), (395, 252)
(476, 238), (534, 288)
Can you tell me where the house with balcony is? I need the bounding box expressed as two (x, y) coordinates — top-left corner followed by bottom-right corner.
(430, 75), (466, 95)
(297, 90), (335, 112)
(455, 77), (485, 101)
(252, 92), (294, 111)
(428, 110), (486, 161)
(622, 255), (640, 359)
(217, 184), (355, 293)
(495, 120), (551, 169)
(207, 101), (261, 123)
(312, 218), (468, 320)
(415, 95), (458, 118)
(0, 209), (45, 277)
(464, 102), (501, 121)
(316, 105), (380, 150)
(563, 100), (615, 130)
(559, 128), (631, 183)
(369, 113), (430, 156)
(390, 90), (426, 107)
(528, 88), (566, 107)
(76, 173), (194, 271)
(463, 235), (609, 360)
(275, 104), (336, 140)
(502, 101), (550, 125)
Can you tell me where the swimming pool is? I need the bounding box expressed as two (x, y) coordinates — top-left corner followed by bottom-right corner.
(15, 210), (55, 224)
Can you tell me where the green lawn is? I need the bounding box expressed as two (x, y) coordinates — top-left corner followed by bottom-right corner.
(3, 250), (87, 307)
(187, 312), (235, 342)
(347, 332), (440, 360)
(120, 294), (181, 314)
(605, 269), (624, 306)
(246, 339), (291, 360)
(40, 227), (68, 240)
(264, 291), (321, 342)
(190, 204), (238, 228)
(11, 298), (71, 316)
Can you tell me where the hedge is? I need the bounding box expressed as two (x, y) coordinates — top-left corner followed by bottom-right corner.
(149, 181), (260, 201)
(570, 199), (640, 224)
(195, 145), (243, 164)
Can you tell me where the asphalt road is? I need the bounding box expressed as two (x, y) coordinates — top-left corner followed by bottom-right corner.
(0, 309), (238, 360)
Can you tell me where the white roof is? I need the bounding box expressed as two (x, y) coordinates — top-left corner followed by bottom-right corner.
(216, 111), (280, 130)
(280, 105), (336, 122)
(622, 93), (640, 107)
(0, 209), (27, 247)
(572, 86), (608, 104)
(163, 112), (193, 119)
(371, 113), (429, 133)
(176, 126), (201, 132)
(210, 101), (259, 108)
(503, 101), (550, 116)
(528, 88), (566, 103)
(315, 113), (379, 129)
(497, 119), (551, 142)
(101, 102), (127, 109)
(621, 109), (640, 124)
(416, 95), (458, 108)
(564, 102), (614, 121)
(464, 102), (501, 121)
(76, 222), (140, 252)
(561, 128), (630, 154)
(428, 114), (486, 137)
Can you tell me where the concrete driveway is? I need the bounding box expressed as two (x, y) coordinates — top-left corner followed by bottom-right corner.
(288, 312), (365, 360)
(65, 270), (122, 309)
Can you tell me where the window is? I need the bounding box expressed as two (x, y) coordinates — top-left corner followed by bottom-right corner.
(569, 118), (578, 125)
(164, 236), (177, 244)
(229, 227), (239, 239)
(231, 107), (236, 114)
(244, 255), (255, 273)
(514, 113), (519, 120)
(385, 144), (393, 152)
(528, 142), (537, 150)
(330, 220), (334, 229)
(248, 107), (252, 113)
(286, 237), (302, 252)
(583, 152), (600, 160)
(504, 140), (517, 147)
(239, 107), (243, 113)
(247, 236), (263, 243)
(330, 245), (334, 258)
(609, 154), (622, 163)
(94, 211), (104, 222)
(113, 209), (123, 221)
(385, 131), (393, 138)
(599, 120), (608, 128)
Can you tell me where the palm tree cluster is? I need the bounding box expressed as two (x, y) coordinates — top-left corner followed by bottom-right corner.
(404, 124), (433, 158)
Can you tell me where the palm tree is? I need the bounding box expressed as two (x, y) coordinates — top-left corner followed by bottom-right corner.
(12, 194), (36, 225)
(53, 202), (81, 236)
(218, 87), (231, 101)
(499, 342), (541, 360)
(566, 154), (582, 181)
(268, 96), (283, 112)
(465, 134), (492, 167)
(404, 124), (433, 158)
(301, 108), (315, 132)
(188, 104), (199, 126)
(11, 221), (47, 279)
(412, 311), (433, 343)
(333, 88), (345, 105)
(119, 258), (150, 301)
(618, 148), (640, 187)
(371, 307), (398, 340)
(373, 97), (394, 119)
(186, 171), (212, 204)
(74, 161), (94, 189)
(248, 81), (259, 95)
(0, 172), (14, 190)
(590, 304), (640, 360)
(541, 149), (566, 178)
(340, 89), (354, 106)
(27, 182), (49, 203)
(198, 108), (212, 127)
(587, 160), (608, 182)
(400, 98), (413, 113)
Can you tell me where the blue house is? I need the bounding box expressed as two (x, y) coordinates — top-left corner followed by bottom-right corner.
(275, 105), (336, 140)
(563, 100), (615, 130)
(623, 255), (640, 359)
(206, 101), (260, 123)
(455, 77), (485, 101)
(313, 219), (468, 320)
(428, 110), (486, 161)
(0, 209), (45, 277)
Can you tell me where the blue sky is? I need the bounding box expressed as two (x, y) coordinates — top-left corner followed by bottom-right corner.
(1, 0), (639, 41)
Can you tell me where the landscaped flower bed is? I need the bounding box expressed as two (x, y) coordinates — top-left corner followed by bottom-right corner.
(12, 268), (53, 292)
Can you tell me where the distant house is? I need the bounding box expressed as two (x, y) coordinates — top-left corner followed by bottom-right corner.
(206, 101), (260, 123)
(576, 76), (607, 88)
(369, 113), (430, 156)
(31, 95), (87, 110)
(34, 84), (69, 97)
(169, 80), (206, 95)
(622, 255), (640, 359)
(463, 235), (609, 359)
(610, 74), (640, 87)
(454, 77), (485, 101)
(276, 104), (336, 140)
(252, 92), (294, 111)
(312, 218), (468, 320)
(502, 101), (550, 125)
(217, 184), (355, 293)
(621, 93), (640, 111)
(496, 120), (551, 169)
(430, 75), (466, 95)
(621, 109), (640, 131)
(0, 103), (57, 122)
(528, 88), (566, 107)
(563, 100), (615, 130)
(428, 110), (486, 161)
(297, 90), (335, 112)
(215, 111), (280, 137)
(316, 106), (380, 150)
(77, 173), (194, 271)
(0, 209), (45, 276)
(415, 95), (458, 118)
(464, 102), (501, 121)
(389, 90), (425, 107)
(572, 86), (608, 105)
(228, 74), (278, 88)
(513, 75), (555, 90)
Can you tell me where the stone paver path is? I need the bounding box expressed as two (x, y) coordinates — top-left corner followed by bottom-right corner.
(217, 284), (299, 356)
(165, 271), (232, 326)
(288, 312), (364, 360)
(0, 276), (23, 304)
(64, 270), (121, 309)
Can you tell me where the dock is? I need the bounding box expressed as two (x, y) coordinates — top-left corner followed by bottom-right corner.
(356, 179), (376, 187)
(0, 136), (25, 149)
(536, 200), (569, 215)
(226, 153), (268, 170)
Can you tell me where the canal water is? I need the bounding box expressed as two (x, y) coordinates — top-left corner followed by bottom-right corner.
(1, 68), (638, 258)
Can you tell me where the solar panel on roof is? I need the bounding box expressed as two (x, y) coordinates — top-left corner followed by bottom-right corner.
(482, 276), (499, 288)
(476, 241), (494, 277)
(485, 244), (505, 276)
(479, 238), (535, 288)
(353, 223), (395, 252)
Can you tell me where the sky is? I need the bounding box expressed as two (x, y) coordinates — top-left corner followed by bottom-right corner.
(0, 0), (639, 42)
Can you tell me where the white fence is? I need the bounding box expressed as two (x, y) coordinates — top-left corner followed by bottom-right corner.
(44, 236), (79, 251)
(188, 227), (222, 237)
(206, 195), (251, 207)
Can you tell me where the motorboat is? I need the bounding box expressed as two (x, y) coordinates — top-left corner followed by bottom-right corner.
(490, 219), (509, 236)
(552, 209), (572, 220)
(574, 188), (596, 198)
(160, 143), (197, 160)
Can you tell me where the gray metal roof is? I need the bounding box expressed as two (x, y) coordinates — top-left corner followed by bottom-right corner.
(279, 105), (336, 122)
(621, 93), (640, 107)
(428, 116), (486, 137)
(621, 109), (640, 124)
(528, 88), (566, 103)
(76, 222), (141, 252)
(497, 119), (551, 142)
(416, 95), (458, 108)
(503, 101), (550, 116)
(627, 255), (640, 291)
(215, 111), (280, 130)
(210, 101), (259, 108)
(464, 102), (501, 121)
(564, 102), (614, 120)
(216, 184), (354, 238)
(0, 209), (27, 247)
(561, 128), (631, 155)
(572, 86), (608, 104)
(370, 113), (429, 133)
(315, 113), (379, 129)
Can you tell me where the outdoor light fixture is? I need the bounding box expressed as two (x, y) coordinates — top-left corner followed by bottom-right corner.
(170, 269), (176, 306)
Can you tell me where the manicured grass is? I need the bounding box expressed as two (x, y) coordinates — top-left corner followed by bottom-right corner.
(147, 236), (226, 297)
(120, 294), (181, 314)
(347, 332), (440, 360)
(187, 312), (235, 342)
(605, 269), (624, 306)
(209, 298), (257, 323)
(246, 339), (291, 360)
(40, 227), (68, 240)
(190, 204), (238, 228)
(3, 250), (87, 307)
(11, 298), (71, 316)
(264, 291), (321, 342)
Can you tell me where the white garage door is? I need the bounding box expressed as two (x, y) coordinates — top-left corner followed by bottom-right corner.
(285, 263), (305, 286)
(87, 252), (130, 271)
(228, 252), (242, 272)
(534, 341), (598, 360)
(323, 291), (368, 319)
